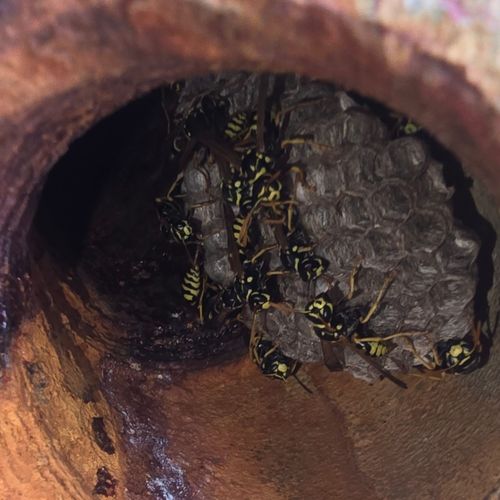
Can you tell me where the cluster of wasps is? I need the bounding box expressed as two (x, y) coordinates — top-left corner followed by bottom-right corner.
(155, 77), (483, 390)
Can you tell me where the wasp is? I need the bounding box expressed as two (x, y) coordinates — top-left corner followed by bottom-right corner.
(388, 111), (423, 138)
(435, 338), (481, 373)
(183, 94), (229, 140)
(219, 254), (263, 309)
(221, 245), (292, 315)
(248, 314), (311, 392)
(352, 335), (390, 357)
(156, 197), (193, 243)
(406, 322), (483, 376)
(235, 258), (266, 300)
(240, 148), (276, 185)
(223, 177), (258, 216)
(156, 172), (196, 243)
(280, 229), (329, 282)
(398, 118), (421, 136)
(180, 246), (224, 323)
(221, 284), (245, 311)
(222, 255), (267, 309)
(251, 333), (297, 381)
(182, 264), (202, 305)
(301, 266), (415, 388)
(224, 111), (257, 145)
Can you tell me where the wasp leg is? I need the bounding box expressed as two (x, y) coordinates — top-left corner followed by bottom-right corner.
(288, 164), (311, 200)
(266, 270), (292, 277)
(188, 199), (220, 209)
(249, 313), (259, 361)
(275, 96), (334, 127)
(472, 320), (482, 350)
(197, 275), (207, 324)
(401, 336), (436, 371)
(262, 199), (298, 209)
(292, 371), (313, 394)
(165, 171), (185, 201)
(353, 331), (429, 343)
(250, 244), (279, 263)
(268, 302), (295, 315)
(262, 216), (286, 226)
(342, 339), (407, 389)
(238, 199), (263, 248)
(360, 271), (396, 324)
(281, 137), (337, 151)
(346, 260), (362, 301)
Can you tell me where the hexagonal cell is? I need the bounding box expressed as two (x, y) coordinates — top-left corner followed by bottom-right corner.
(336, 194), (374, 230)
(402, 301), (430, 327)
(341, 144), (380, 190)
(439, 310), (474, 341)
(361, 227), (407, 271)
(295, 154), (345, 204)
(430, 277), (476, 314)
(204, 252), (234, 287)
(371, 181), (414, 223)
(335, 108), (388, 144)
(398, 254), (441, 295)
(401, 210), (449, 253)
(322, 229), (367, 274)
(382, 137), (428, 179)
(413, 160), (453, 204)
(301, 202), (339, 241)
(435, 227), (480, 274)
(368, 302), (405, 334)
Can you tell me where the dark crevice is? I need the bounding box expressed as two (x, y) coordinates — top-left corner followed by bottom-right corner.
(435, 146), (496, 324)
(30, 86), (245, 364)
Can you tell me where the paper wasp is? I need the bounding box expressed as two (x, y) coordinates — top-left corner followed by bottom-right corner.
(301, 265), (422, 389)
(251, 333), (297, 381)
(405, 322), (483, 376)
(156, 173), (195, 244)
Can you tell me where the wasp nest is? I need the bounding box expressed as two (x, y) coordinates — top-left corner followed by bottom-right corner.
(170, 73), (478, 383)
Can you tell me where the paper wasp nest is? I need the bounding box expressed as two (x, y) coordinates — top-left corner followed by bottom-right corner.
(177, 73), (478, 382)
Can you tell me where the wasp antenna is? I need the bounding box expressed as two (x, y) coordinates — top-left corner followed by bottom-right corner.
(344, 341), (407, 389)
(292, 373), (313, 394)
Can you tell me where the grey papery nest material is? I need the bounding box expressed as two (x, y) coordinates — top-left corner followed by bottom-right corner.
(178, 73), (478, 382)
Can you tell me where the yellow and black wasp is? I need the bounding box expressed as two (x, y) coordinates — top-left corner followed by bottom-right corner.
(156, 173), (195, 244)
(251, 332), (297, 381)
(279, 227), (329, 282)
(224, 111), (257, 145)
(434, 338), (481, 373)
(180, 246), (224, 324)
(232, 214), (260, 252)
(156, 197), (194, 243)
(183, 94), (229, 140)
(182, 264), (202, 305)
(221, 254), (267, 311)
(248, 314), (311, 392)
(406, 322), (483, 376)
(388, 111), (423, 139)
(301, 267), (413, 388)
